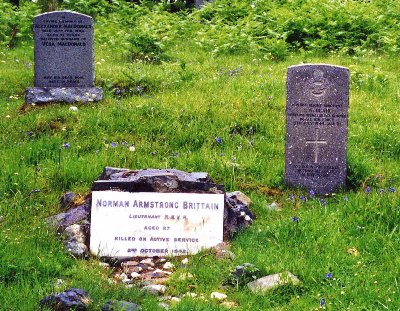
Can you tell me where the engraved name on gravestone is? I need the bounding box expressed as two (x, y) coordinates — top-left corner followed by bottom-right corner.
(90, 191), (224, 257)
(285, 64), (349, 195)
(25, 11), (103, 103)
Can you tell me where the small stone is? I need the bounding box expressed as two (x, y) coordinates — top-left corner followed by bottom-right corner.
(99, 262), (110, 268)
(221, 301), (238, 308)
(54, 278), (63, 288)
(131, 272), (141, 279)
(210, 292), (227, 300)
(63, 224), (88, 258)
(142, 284), (167, 295)
(159, 258), (167, 263)
(226, 191), (252, 206)
(266, 202), (281, 211)
(123, 261), (139, 267)
(125, 266), (143, 274)
(170, 297), (181, 303)
(140, 258), (155, 267)
(247, 272), (300, 293)
(181, 258), (189, 265)
(60, 192), (75, 210)
(39, 288), (91, 311)
(163, 262), (174, 270)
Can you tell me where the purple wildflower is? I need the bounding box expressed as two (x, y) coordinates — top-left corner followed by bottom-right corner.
(309, 189), (315, 198)
(365, 186), (370, 194)
(300, 195), (306, 201)
(289, 194), (295, 200)
(389, 187), (396, 193)
(320, 298), (326, 307)
(325, 272), (333, 279)
(110, 142), (117, 148)
(320, 198), (327, 206)
(215, 137), (223, 144)
(292, 216), (299, 223)
(379, 188), (385, 194)
(62, 143), (70, 148)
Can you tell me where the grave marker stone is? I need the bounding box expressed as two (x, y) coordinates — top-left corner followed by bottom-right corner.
(285, 64), (349, 194)
(25, 11), (103, 104)
(90, 191), (225, 257)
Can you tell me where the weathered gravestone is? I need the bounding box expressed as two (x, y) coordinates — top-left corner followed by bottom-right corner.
(285, 64), (349, 194)
(25, 11), (103, 104)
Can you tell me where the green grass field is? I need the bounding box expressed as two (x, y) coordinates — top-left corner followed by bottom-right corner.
(1, 1), (400, 310)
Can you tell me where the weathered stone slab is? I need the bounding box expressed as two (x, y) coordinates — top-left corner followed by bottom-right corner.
(25, 87), (103, 104)
(92, 167), (223, 193)
(285, 64), (349, 195)
(247, 272), (300, 293)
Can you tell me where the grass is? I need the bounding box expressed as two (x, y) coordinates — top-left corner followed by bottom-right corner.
(0, 32), (399, 310)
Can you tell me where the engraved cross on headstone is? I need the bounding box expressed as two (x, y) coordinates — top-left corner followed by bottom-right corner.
(305, 128), (327, 164)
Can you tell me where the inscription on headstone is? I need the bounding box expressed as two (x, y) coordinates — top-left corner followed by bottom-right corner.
(90, 191), (224, 257)
(25, 11), (103, 104)
(285, 64), (349, 194)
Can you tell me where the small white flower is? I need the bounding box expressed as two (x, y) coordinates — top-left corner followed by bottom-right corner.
(69, 106), (78, 112)
(129, 145), (136, 152)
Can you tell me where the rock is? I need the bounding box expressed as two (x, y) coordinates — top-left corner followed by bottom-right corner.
(183, 292), (197, 298)
(46, 203), (90, 232)
(140, 258), (155, 267)
(221, 301), (238, 308)
(266, 202), (281, 211)
(39, 288), (91, 311)
(131, 272), (141, 279)
(63, 224), (88, 258)
(214, 242), (235, 261)
(25, 87), (103, 104)
(142, 284), (167, 295)
(60, 192), (76, 210)
(92, 167), (223, 193)
(54, 278), (64, 288)
(170, 297), (181, 303)
(224, 195), (255, 240)
(232, 263), (258, 281)
(247, 272), (300, 293)
(226, 191), (252, 206)
(99, 262), (110, 268)
(102, 300), (141, 311)
(162, 262), (174, 270)
(181, 258), (189, 265)
(210, 292), (227, 300)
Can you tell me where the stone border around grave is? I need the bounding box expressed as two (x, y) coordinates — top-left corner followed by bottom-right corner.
(46, 167), (256, 259)
(25, 87), (103, 104)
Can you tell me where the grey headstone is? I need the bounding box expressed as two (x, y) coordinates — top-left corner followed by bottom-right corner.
(285, 64), (349, 195)
(26, 11), (102, 103)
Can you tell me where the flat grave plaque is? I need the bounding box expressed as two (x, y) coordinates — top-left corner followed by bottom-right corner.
(285, 64), (349, 194)
(90, 191), (224, 257)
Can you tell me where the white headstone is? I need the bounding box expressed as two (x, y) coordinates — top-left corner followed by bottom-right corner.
(90, 191), (224, 257)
